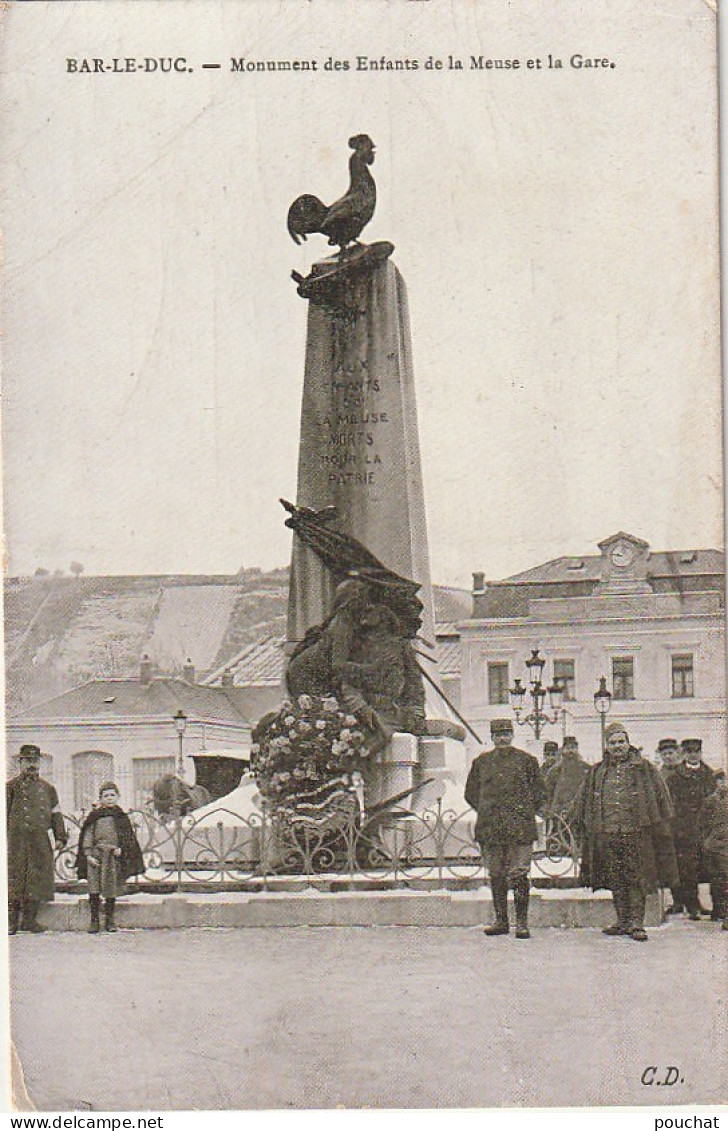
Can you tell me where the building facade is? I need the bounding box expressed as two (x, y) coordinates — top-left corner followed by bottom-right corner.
(6, 659), (252, 814)
(460, 533), (726, 767)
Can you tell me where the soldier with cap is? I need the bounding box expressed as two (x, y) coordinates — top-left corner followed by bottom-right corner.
(6, 744), (67, 934)
(664, 738), (715, 919)
(656, 739), (686, 913)
(656, 737), (683, 778)
(572, 721), (677, 941)
(544, 736), (588, 818)
(699, 770), (728, 927)
(464, 718), (545, 939)
(541, 741), (560, 777)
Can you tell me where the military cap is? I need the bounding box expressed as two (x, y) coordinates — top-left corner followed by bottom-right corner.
(543, 740), (559, 753)
(562, 736), (579, 749)
(605, 721), (629, 741)
(18, 744), (41, 759)
(681, 738), (702, 752)
(490, 718), (514, 734)
(657, 738), (678, 752)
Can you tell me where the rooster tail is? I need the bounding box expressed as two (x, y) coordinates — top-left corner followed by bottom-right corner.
(287, 194), (328, 244)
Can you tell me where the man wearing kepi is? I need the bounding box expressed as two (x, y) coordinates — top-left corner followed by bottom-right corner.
(663, 738), (715, 919)
(465, 718), (545, 940)
(6, 744), (67, 934)
(572, 721), (677, 942)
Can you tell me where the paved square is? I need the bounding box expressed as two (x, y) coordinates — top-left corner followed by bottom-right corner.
(10, 920), (728, 1110)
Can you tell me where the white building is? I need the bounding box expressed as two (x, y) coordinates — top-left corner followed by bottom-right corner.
(459, 532), (726, 767)
(6, 658), (252, 814)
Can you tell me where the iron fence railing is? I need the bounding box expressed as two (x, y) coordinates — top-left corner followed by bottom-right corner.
(55, 803), (581, 892)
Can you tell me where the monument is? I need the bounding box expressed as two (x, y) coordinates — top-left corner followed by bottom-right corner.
(249, 136), (468, 828)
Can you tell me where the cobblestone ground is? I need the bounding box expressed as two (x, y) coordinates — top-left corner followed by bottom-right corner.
(9, 919), (728, 1111)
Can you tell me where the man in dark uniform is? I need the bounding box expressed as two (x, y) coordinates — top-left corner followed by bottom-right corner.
(573, 721), (677, 941)
(7, 744), (67, 934)
(545, 736), (588, 817)
(657, 737), (682, 779)
(465, 718), (545, 939)
(541, 741), (560, 777)
(664, 738), (715, 919)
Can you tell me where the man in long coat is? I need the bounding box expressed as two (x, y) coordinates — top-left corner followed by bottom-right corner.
(7, 744), (67, 933)
(465, 718), (545, 939)
(572, 721), (677, 942)
(545, 736), (588, 817)
(664, 738), (715, 918)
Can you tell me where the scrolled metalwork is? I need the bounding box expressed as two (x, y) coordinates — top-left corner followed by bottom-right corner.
(53, 802), (581, 890)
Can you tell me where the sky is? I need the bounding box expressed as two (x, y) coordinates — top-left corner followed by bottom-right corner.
(1, 0), (723, 588)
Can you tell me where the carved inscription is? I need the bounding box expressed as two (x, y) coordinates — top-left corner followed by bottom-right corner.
(316, 346), (396, 486)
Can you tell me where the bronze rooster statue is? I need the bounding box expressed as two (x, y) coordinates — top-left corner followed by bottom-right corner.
(287, 134), (376, 251)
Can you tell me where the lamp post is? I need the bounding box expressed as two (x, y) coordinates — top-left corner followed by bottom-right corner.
(508, 649), (565, 739)
(593, 676), (612, 754)
(173, 708), (187, 775)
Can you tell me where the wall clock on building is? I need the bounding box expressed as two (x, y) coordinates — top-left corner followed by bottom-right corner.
(610, 540), (636, 569)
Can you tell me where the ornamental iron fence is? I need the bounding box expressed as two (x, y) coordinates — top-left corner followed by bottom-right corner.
(56, 802), (581, 892)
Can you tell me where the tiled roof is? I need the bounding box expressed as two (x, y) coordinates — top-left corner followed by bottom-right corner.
(433, 586), (471, 622)
(207, 635), (285, 688)
(436, 639), (461, 678)
(205, 625), (462, 688)
(498, 549), (724, 586)
(12, 678), (251, 725)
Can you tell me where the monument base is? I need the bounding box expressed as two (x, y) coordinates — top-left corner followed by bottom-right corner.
(365, 732), (468, 815)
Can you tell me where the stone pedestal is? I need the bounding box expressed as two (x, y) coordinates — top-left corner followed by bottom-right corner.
(365, 732), (469, 815)
(366, 732), (419, 810)
(287, 256), (436, 651)
(416, 736), (469, 814)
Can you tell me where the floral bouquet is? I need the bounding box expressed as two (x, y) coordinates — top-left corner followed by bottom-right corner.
(251, 694), (371, 833)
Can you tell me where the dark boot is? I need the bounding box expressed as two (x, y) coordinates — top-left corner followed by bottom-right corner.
(709, 882), (724, 921)
(8, 901), (20, 935)
(484, 877), (509, 936)
(513, 876), (531, 939)
(88, 895), (101, 934)
(21, 901), (45, 934)
(104, 899), (117, 933)
(628, 888), (648, 941)
(666, 888), (684, 915)
(683, 882), (701, 920)
(603, 887), (630, 935)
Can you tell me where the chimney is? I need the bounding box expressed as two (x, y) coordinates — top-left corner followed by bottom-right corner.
(139, 654), (153, 687)
(472, 571), (486, 596)
(221, 669), (234, 688)
(182, 658), (196, 684)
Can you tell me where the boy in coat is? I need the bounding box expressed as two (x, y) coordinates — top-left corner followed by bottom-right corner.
(76, 782), (145, 932)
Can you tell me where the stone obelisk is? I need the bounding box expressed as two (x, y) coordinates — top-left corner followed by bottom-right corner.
(284, 137), (467, 811)
(287, 250), (436, 652)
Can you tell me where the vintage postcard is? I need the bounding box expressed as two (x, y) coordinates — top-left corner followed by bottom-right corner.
(1, 0), (725, 1116)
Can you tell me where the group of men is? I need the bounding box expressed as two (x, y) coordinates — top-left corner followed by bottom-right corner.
(465, 718), (728, 942)
(6, 730), (728, 941)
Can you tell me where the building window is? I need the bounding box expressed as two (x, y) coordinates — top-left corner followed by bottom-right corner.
(133, 757), (176, 810)
(612, 657), (635, 700)
(671, 654), (694, 698)
(553, 659), (576, 701)
(488, 662), (510, 705)
(73, 751), (114, 813)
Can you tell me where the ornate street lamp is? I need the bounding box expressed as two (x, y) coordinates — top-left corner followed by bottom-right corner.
(509, 649), (564, 739)
(593, 676), (612, 754)
(173, 708), (187, 775)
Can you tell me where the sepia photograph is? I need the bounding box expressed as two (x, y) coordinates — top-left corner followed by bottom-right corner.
(1, 0), (726, 1115)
